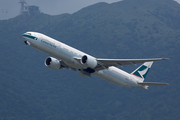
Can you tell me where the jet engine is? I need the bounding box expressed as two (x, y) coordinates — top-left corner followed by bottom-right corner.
(81, 55), (97, 69)
(45, 57), (61, 70)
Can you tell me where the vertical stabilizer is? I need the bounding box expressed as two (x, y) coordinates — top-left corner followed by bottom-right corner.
(131, 62), (153, 82)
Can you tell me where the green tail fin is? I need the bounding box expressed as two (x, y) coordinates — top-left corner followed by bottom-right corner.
(131, 62), (153, 82)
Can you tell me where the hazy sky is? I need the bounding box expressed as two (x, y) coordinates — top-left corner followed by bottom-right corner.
(0, 0), (180, 20)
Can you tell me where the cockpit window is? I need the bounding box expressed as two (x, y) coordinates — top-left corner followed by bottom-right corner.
(27, 33), (31, 35)
(23, 32), (37, 40)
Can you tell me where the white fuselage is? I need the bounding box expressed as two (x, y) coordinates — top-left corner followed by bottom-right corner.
(22, 32), (144, 89)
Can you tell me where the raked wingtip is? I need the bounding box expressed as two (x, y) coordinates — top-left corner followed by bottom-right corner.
(162, 58), (170, 60)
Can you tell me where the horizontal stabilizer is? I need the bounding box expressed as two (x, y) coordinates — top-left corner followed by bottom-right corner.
(138, 82), (169, 86)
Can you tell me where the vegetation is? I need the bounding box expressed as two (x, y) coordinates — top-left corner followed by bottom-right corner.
(0, 0), (180, 119)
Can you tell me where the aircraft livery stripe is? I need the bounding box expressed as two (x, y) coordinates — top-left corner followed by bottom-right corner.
(22, 34), (37, 40)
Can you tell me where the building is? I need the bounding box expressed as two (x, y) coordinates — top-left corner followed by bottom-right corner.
(19, 0), (40, 15)
(25, 5), (40, 15)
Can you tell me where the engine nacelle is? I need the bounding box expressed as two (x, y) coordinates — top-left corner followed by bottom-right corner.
(81, 55), (97, 69)
(45, 57), (61, 70)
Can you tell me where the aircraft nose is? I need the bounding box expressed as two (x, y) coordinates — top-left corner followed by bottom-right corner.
(22, 33), (27, 41)
(22, 33), (30, 45)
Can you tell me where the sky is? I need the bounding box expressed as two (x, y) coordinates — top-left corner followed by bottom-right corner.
(0, 0), (180, 20)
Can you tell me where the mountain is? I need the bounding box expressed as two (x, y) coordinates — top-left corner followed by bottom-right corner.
(0, 0), (180, 119)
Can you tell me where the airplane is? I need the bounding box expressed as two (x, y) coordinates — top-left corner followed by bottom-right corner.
(22, 32), (169, 89)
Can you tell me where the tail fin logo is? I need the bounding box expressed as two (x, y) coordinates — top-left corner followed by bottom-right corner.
(131, 62), (153, 80)
(133, 65), (150, 79)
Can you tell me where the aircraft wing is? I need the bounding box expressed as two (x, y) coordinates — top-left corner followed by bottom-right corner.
(95, 58), (168, 70)
(60, 61), (77, 71)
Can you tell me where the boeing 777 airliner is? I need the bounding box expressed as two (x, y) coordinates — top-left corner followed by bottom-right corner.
(22, 32), (169, 89)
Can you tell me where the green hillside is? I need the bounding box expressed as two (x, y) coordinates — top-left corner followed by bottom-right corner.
(0, 0), (180, 119)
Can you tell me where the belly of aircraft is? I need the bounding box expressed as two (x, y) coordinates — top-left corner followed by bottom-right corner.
(93, 69), (142, 88)
(93, 69), (129, 87)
